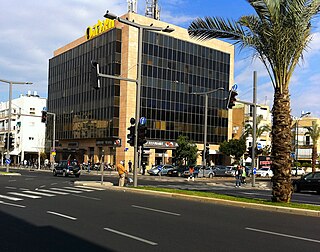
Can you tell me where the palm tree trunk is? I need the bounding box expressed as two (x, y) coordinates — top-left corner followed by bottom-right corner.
(271, 88), (292, 203)
(312, 145), (317, 173)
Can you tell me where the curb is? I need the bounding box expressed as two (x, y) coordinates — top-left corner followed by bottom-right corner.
(74, 181), (320, 218)
(0, 172), (21, 176)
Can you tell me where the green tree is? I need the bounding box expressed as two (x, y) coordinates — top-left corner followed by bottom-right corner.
(242, 115), (271, 140)
(219, 138), (247, 163)
(304, 121), (320, 173)
(188, 0), (320, 203)
(175, 135), (198, 165)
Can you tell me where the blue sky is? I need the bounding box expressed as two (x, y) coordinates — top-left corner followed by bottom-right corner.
(0, 0), (319, 118)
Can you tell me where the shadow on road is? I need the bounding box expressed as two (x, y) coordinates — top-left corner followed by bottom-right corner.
(0, 210), (115, 252)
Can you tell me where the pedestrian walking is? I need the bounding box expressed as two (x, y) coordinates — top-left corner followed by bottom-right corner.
(141, 162), (146, 175)
(235, 165), (243, 187)
(187, 165), (195, 181)
(116, 161), (128, 187)
(241, 166), (246, 184)
(128, 160), (132, 173)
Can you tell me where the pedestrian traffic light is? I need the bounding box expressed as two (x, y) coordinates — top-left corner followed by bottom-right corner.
(41, 110), (47, 123)
(8, 133), (14, 150)
(127, 117), (135, 147)
(90, 60), (101, 90)
(138, 123), (147, 146)
(227, 90), (238, 109)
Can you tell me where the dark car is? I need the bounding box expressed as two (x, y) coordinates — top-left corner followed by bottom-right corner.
(212, 165), (230, 176)
(167, 165), (188, 177)
(292, 171), (320, 194)
(53, 160), (81, 177)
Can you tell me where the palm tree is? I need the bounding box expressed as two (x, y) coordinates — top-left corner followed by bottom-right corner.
(304, 121), (320, 173)
(242, 115), (271, 140)
(188, 0), (320, 202)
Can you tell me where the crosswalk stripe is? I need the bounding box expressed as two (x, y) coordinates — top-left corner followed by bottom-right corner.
(75, 185), (105, 191)
(0, 194), (23, 201)
(37, 189), (69, 195)
(50, 188), (83, 194)
(23, 191), (56, 197)
(64, 186), (93, 192)
(8, 192), (41, 199)
(0, 201), (26, 208)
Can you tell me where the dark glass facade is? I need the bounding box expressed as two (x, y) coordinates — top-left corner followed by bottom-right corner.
(47, 29), (122, 142)
(141, 31), (230, 144)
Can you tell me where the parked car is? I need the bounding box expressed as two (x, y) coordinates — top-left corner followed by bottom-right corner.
(197, 166), (215, 178)
(292, 171), (320, 194)
(147, 164), (174, 176)
(53, 160), (81, 177)
(256, 167), (273, 177)
(167, 165), (188, 177)
(291, 167), (306, 176)
(183, 165), (202, 178)
(225, 166), (237, 176)
(211, 165), (230, 177)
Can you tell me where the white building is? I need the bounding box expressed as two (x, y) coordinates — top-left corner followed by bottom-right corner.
(0, 91), (47, 165)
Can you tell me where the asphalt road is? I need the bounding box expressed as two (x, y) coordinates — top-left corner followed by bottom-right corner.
(0, 170), (320, 251)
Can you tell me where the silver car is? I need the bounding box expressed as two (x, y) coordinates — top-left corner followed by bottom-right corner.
(147, 164), (174, 176)
(197, 166), (215, 178)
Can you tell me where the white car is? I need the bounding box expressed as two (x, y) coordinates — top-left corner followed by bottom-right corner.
(256, 168), (273, 177)
(291, 167), (305, 176)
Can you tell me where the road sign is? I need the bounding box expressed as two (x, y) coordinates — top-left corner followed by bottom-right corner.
(43, 107), (47, 111)
(232, 83), (238, 91)
(257, 142), (262, 150)
(51, 151), (56, 157)
(5, 159), (11, 165)
(139, 117), (147, 125)
(290, 152), (295, 158)
(124, 147), (129, 152)
(253, 167), (257, 175)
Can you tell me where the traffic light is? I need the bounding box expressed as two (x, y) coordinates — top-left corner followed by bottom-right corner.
(205, 143), (210, 160)
(227, 90), (238, 109)
(3, 133), (8, 149)
(127, 117), (136, 147)
(41, 110), (47, 123)
(90, 60), (101, 90)
(8, 133), (14, 150)
(138, 123), (147, 146)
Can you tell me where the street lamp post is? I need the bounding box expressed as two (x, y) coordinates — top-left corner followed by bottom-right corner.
(47, 112), (56, 170)
(104, 11), (174, 187)
(295, 111), (311, 171)
(191, 87), (224, 169)
(0, 79), (32, 172)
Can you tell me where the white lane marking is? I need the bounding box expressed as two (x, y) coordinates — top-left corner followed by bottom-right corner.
(71, 194), (101, 201)
(75, 185), (105, 191)
(8, 192), (41, 199)
(23, 191), (55, 197)
(39, 185), (46, 188)
(8, 180), (17, 182)
(0, 201), (26, 208)
(5, 186), (17, 190)
(25, 178), (34, 181)
(0, 194), (23, 201)
(63, 186), (93, 192)
(47, 211), (77, 220)
(19, 188), (30, 191)
(246, 227), (320, 244)
(104, 228), (158, 246)
(50, 188), (82, 194)
(37, 189), (69, 195)
(51, 183), (58, 185)
(132, 205), (181, 216)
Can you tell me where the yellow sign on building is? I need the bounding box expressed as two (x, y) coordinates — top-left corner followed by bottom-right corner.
(86, 18), (115, 40)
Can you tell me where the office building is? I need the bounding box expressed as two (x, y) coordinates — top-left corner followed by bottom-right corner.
(48, 12), (234, 167)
